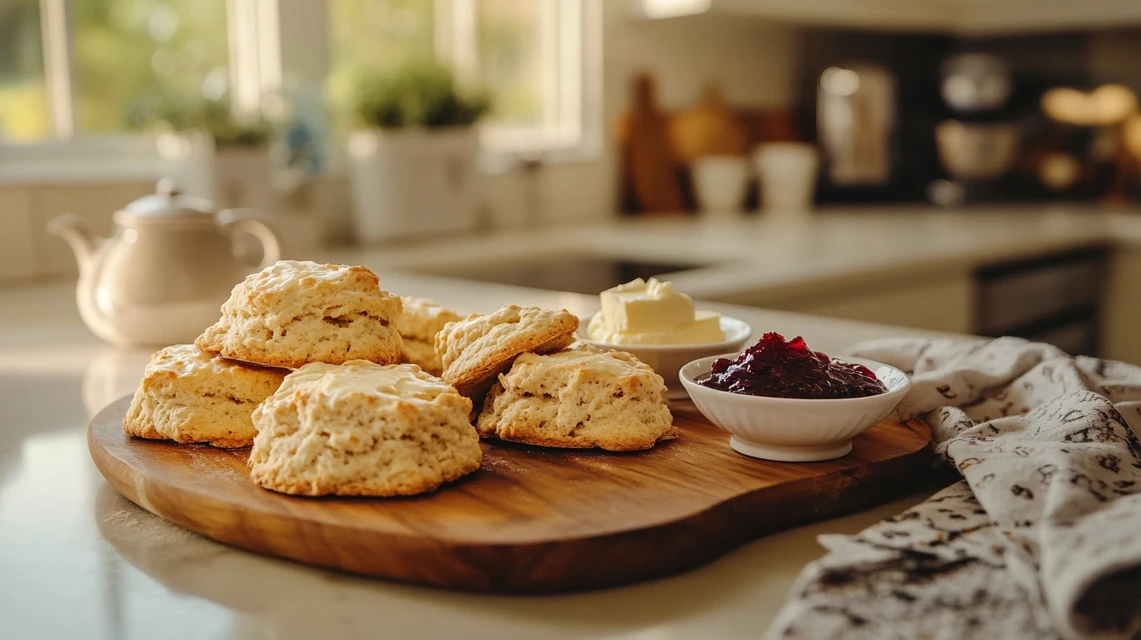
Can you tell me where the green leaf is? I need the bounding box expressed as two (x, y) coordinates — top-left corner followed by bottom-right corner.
(351, 58), (489, 129)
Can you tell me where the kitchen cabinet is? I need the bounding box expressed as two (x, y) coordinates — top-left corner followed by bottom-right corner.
(725, 269), (976, 336)
(722, 247), (1113, 358)
(973, 248), (1108, 357)
(634, 0), (1141, 35)
(1102, 247), (1141, 366)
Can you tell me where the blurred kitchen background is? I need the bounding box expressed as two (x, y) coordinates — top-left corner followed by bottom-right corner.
(5, 0), (1141, 361)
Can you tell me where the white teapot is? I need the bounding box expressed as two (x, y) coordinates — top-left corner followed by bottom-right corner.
(48, 179), (281, 347)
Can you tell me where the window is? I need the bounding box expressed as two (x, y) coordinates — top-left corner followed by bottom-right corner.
(71, 0), (229, 133)
(479, 0), (546, 129)
(474, 0), (586, 153)
(0, 0), (50, 141)
(0, 0), (227, 140)
(327, 0), (595, 156)
(4, 0), (597, 158)
(327, 0), (436, 115)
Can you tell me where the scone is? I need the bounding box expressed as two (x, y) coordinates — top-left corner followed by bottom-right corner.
(435, 304), (578, 398)
(123, 344), (287, 448)
(195, 260), (403, 369)
(475, 345), (676, 451)
(396, 296), (462, 376)
(248, 361), (482, 497)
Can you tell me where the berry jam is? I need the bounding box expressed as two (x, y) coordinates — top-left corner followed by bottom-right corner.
(698, 332), (887, 399)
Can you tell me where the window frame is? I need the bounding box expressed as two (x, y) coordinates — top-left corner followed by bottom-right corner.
(440, 0), (603, 162)
(2, 0), (602, 171)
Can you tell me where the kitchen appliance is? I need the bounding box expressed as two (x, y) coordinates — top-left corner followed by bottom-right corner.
(931, 52), (1025, 205)
(935, 120), (1022, 182)
(817, 63), (896, 189)
(940, 53), (1012, 113)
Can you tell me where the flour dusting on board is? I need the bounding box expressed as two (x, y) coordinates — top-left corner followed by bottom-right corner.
(480, 454), (529, 475)
(181, 445), (249, 480)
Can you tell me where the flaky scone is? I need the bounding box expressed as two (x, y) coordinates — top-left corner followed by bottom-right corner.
(476, 345), (676, 451)
(248, 361), (482, 497)
(195, 260), (403, 369)
(396, 296), (462, 376)
(435, 304), (578, 398)
(123, 344), (287, 448)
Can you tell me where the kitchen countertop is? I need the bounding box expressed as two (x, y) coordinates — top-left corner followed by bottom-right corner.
(322, 204), (1141, 303)
(0, 273), (955, 640)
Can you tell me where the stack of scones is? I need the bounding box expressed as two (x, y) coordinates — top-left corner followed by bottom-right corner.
(124, 259), (674, 499)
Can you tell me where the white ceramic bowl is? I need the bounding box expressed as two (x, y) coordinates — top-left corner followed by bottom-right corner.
(679, 355), (911, 462)
(576, 315), (752, 398)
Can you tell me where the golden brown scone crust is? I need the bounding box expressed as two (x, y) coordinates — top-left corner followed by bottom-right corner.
(475, 345), (676, 451)
(124, 344), (287, 448)
(434, 304), (578, 399)
(195, 260), (403, 369)
(248, 361), (482, 497)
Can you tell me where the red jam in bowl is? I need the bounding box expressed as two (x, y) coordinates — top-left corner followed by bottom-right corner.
(698, 332), (887, 399)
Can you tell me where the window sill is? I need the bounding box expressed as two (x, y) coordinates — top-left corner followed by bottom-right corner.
(0, 129), (606, 188)
(0, 160), (165, 187)
(0, 134), (173, 186)
(478, 139), (606, 175)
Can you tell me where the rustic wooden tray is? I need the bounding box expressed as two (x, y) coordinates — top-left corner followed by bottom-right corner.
(89, 395), (931, 593)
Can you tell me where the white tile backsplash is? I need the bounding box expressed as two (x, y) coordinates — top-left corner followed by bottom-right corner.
(0, 188), (34, 281)
(28, 182), (152, 278)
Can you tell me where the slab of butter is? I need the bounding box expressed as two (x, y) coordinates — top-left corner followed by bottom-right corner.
(587, 278), (725, 345)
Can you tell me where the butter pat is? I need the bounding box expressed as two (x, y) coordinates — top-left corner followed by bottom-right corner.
(599, 278), (694, 333)
(587, 278), (726, 345)
(664, 311), (724, 345)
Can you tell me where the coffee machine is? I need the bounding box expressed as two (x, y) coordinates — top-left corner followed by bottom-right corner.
(928, 53), (1023, 205)
(817, 63), (897, 196)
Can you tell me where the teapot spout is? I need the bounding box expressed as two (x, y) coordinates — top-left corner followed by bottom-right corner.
(47, 212), (103, 274)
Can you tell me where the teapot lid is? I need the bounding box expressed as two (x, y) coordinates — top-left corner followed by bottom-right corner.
(121, 178), (216, 219)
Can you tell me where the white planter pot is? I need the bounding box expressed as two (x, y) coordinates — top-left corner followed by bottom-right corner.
(213, 146), (274, 213)
(347, 127), (481, 242)
(154, 129), (215, 199)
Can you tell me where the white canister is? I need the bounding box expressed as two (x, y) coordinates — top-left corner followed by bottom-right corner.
(691, 155), (751, 217)
(753, 143), (820, 217)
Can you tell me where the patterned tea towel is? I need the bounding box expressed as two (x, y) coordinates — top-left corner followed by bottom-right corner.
(764, 336), (1141, 640)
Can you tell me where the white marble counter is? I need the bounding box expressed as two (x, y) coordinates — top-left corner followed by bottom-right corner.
(0, 275), (954, 640)
(322, 204), (1141, 302)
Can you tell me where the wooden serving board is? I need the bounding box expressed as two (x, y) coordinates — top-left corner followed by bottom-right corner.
(89, 395), (932, 593)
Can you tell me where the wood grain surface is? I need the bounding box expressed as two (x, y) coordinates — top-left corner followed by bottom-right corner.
(89, 395), (932, 593)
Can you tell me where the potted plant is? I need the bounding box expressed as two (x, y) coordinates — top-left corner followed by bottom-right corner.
(128, 93), (276, 213)
(345, 59), (489, 242)
(200, 97), (277, 214)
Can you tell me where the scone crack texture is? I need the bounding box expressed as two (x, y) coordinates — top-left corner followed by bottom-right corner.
(395, 296), (462, 376)
(195, 260), (403, 369)
(248, 361), (483, 497)
(434, 304), (579, 398)
(476, 345), (676, 451)
(123, 344), (287, 448)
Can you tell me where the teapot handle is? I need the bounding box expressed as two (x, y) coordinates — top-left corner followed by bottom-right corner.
(216, 209), (282, 269)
